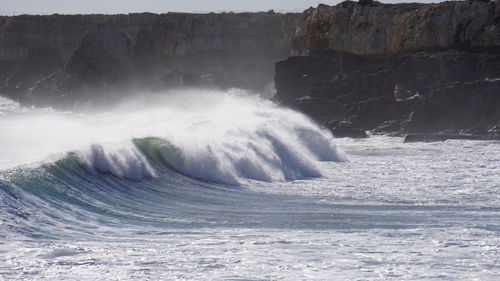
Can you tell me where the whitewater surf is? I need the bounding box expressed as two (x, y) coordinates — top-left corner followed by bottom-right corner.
(1, 89), (499, 280)
(0, 89), (344, 182)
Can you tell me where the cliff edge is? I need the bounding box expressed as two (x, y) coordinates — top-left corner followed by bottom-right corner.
(291, 0), (500, 56)
(275, 0), (500, 138)
(0, 12), (299, 107)
(1, 1), (499, 138)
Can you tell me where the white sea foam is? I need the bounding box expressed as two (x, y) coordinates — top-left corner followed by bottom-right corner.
(0, 89), (344, 183)
(0, 96), (20, 115)
(1, 136), (499, 280)
(1, 97), (499, 280)
(78, 142), (156, 181)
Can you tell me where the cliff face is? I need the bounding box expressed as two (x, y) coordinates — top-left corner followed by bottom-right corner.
(275, 1), (500, 137)
(1, 1), (499, 136)
(292, 0), (500, 56)
(0, 12), (299, 106)
(275, 52), (500, 134)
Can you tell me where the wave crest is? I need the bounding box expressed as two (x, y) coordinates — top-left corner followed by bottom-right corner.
(78, 142), (156, 181)
(1, 90), (345, 185)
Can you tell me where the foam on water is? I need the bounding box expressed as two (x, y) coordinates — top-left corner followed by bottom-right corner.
(0, 89), (499, 280)
(0, 96), (19, 115)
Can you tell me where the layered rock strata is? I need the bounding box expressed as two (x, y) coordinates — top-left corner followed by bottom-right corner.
(0, 12), (299, 107)
(274, 0), (500, 137)
(291, 0), (500, 56)
(0, 1), (499, 138)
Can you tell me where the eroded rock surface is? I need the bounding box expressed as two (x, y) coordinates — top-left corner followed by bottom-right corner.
(275, 1), (500, 137)
(1, 1), (499, 138)
(0, 12), (299, 107)
(291, 0), (500, 56)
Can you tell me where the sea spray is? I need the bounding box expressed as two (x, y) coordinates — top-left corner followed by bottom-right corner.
(0, 89), (344, 184)
(78, 142), (157, 181)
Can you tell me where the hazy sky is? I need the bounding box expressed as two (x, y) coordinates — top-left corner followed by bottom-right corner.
(1, 0), (439, 15)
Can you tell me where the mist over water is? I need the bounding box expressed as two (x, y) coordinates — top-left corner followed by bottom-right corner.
(0, 89), (343, 184)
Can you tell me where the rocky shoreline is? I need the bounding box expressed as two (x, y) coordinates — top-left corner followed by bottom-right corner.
(1, 0), (499, 140)
(274, 50), (500, 139)
(274, 0), (500, 140)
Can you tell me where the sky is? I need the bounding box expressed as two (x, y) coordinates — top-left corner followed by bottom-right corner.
(0, 0), (439, 15)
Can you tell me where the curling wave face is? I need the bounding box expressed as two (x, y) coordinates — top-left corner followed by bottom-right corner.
(0, 89), (344, 184)
(1, 91), (499, 279)
(0, 89), (346, 239)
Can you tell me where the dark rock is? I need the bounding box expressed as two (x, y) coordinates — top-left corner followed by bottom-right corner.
(404, 134), (500, 143)
(0, 12), (300, 107)
(358, 0), (382, 7)
(274, 51), (500, 136)
(402, 80), (500, 134)
(296, 97), (345, 124)
(277, 1), (500, 138)
(62, 27), (133, 90)
(0, 0), (498, 135)
(488, 122), (500, 135)
(393, 84), (417, 101)
(345, 96), (411, 130)
(463, 126), (490, 136)
(27, 27), (134, 107)
(327, 120), (368, 138)
(292, 1), (500, 56)
(0, 48), (62, 102)
(373, 120), (401, 133)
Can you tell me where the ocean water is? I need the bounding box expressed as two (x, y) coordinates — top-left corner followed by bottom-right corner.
(0, 91), (499, 280)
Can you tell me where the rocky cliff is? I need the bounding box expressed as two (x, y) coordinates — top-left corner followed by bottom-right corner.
(291, 0), (500, 56)
(0, 12), (299, 107)
(1, 1), (499, 138)
(275, 0), (500, 138)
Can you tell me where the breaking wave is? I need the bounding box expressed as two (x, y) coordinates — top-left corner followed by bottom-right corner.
(0, 89), (344, 185)
(0, 89), (346, 239)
